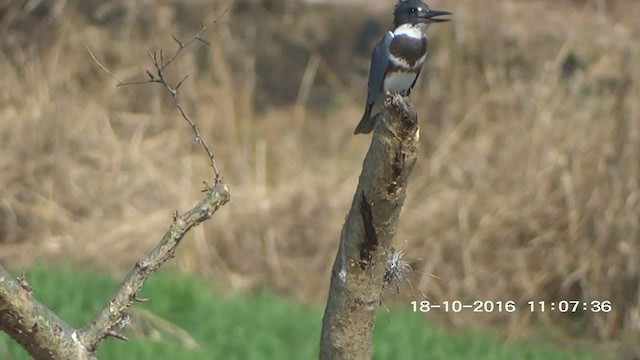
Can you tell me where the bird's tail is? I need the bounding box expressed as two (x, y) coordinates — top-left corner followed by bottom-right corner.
(354, 106), (375, 134)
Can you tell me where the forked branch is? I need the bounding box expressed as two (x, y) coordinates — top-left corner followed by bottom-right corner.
(80, 16), (232, 351)
(85, 9), (230, 183)
(0, 9), (232, 360)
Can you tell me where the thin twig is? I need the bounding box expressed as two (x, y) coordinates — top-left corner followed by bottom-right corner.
(85, 45), (124, 84)
(106, 331), (129, 342)
(84, 6), (233, 183)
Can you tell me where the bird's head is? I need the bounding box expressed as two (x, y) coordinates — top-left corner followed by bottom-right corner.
(394, 0), (452, 29)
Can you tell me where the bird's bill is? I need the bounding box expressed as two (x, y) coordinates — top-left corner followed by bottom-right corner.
(419, 9), (452, 23)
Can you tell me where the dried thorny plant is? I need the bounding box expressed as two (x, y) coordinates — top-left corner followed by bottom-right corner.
(383, 249), (412, 293)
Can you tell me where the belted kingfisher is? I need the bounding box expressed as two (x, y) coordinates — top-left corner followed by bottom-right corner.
(354, 0), (451, 134)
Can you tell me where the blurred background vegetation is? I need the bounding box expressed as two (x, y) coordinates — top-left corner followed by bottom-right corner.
(0, 0), (638, 358)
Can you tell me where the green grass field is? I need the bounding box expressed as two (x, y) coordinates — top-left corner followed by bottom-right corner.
(0, 267), (594, 359)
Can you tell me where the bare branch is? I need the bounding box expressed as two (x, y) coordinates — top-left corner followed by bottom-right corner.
(79, 183), (230, 351)
(85, 10), (234, 183)
(1, 4), (236, 358)
(85, 20), (239, 336)
(0, 5), (233, 358)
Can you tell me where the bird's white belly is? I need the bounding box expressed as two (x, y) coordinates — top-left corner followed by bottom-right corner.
(383, 72), (417, 94)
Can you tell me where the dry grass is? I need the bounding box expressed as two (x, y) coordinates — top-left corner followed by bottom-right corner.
(1, 0), (639, 347)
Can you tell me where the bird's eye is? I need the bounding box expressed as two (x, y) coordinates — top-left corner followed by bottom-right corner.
(410, 8), (417, 13)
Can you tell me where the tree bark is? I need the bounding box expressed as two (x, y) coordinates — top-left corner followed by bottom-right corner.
(0, 266), (94, 360)
(0, 183), (230, 359)
(320, 94), (420, 360)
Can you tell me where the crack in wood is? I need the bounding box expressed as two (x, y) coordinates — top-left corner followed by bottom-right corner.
(358, 193), (378, 269)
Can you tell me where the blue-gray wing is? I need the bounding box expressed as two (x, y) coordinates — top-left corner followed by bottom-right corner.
(365, 31), (394, 106)
(354, 32), (394, 135)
